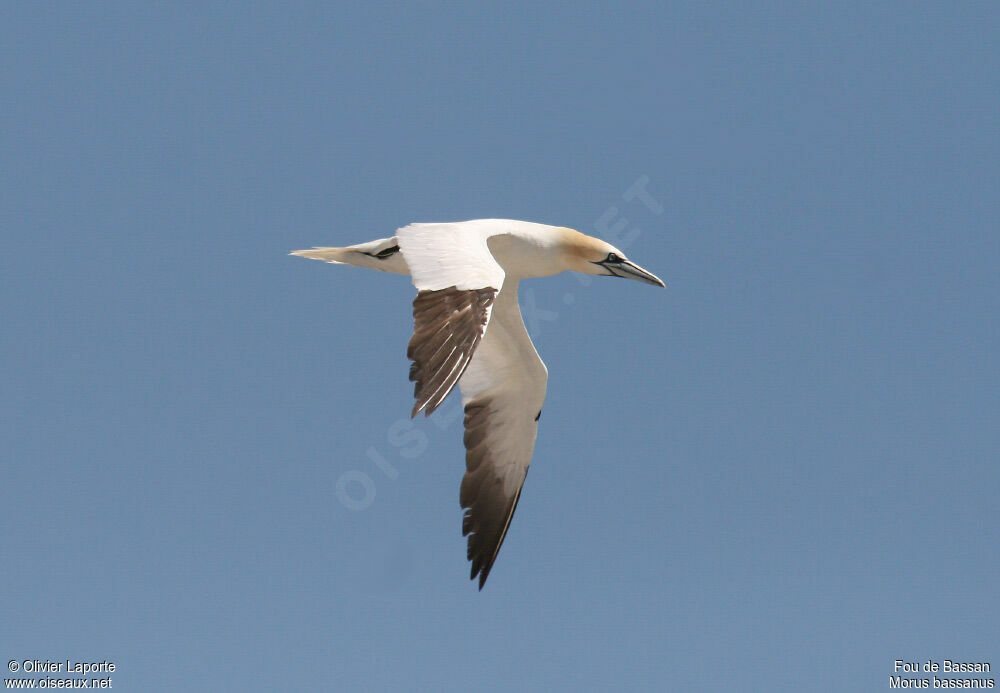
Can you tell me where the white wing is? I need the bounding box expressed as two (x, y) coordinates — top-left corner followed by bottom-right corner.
(457, 285), (547, 589)
(396, 221), (505, 291)
(396, 221), (547, 587)
(397, 222), (506, 417)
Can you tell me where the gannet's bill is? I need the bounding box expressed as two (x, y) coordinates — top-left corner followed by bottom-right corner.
(292, 219), (664, 588)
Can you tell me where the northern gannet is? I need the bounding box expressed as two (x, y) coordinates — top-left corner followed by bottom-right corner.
(291, 219), (664, 588)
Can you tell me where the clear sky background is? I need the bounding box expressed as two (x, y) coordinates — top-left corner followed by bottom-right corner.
(3, 3), (998, 691)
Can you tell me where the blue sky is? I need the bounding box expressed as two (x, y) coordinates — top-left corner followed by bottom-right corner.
(2, 2), (998, 691)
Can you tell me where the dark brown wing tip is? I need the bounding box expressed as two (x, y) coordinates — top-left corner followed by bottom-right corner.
(465, 519), (498, 590)
(459, 398), (534, 591)
(469, 556), (494, 590)
(462, 480), (527, 591)
(467, 537), (500, 590)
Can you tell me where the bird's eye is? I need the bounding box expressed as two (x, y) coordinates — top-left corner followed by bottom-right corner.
(606, 252), (622, 263)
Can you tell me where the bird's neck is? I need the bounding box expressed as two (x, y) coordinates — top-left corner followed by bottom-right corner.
(486, 230), (568, 280)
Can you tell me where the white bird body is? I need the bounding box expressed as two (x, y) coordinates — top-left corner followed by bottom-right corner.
(292, 219), (663, 588)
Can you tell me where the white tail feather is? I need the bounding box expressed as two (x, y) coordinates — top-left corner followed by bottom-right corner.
(289, 247), (349, 264)
(289, 236), (410, 275)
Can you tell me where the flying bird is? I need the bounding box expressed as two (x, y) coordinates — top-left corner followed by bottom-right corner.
(291, 219), (664, 588)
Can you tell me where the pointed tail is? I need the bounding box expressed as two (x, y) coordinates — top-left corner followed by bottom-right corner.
(289, 247), (350, 264)
(289, 236), (409, 275)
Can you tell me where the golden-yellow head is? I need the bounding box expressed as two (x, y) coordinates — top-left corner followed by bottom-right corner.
(557, 227), (665, 287)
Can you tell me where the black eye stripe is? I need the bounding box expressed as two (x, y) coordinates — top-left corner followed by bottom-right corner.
(606, 252), (622, 263)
